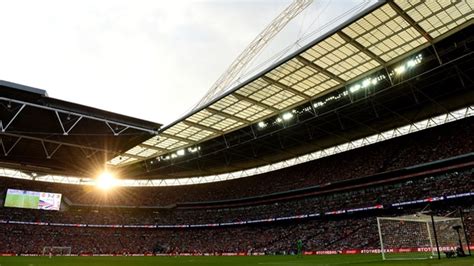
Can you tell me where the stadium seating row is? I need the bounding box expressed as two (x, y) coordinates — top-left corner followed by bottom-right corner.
(0, 117), (472, 207)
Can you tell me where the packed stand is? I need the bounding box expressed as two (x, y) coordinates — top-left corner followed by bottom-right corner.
(0, 209), (472, 255)
(0, 118), (472, 207)
(0, 168), (472, 226)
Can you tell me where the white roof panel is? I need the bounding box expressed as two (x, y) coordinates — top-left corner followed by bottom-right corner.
(109, 0), (473, 166)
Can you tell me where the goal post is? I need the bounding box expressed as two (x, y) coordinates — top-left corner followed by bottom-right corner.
(42, 246), (72, 256)
(377, 213), (467, 260)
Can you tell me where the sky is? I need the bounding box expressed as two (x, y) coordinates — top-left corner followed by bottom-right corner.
(0, 0), (372, 126)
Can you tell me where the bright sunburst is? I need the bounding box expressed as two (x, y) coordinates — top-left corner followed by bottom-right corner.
(96, 171), (117, 190)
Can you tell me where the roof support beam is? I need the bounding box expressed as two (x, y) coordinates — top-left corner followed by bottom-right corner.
(105, 122), (130, 136)
(206, 107), (250, 124)
(159, 133), (197, 144)
(1, 132), (114, 154)
(138, 143), (168, 153)
(0, 136), (22, 156)
(295, 55), (346, 84)
(41, 141), (62, 159)
(261, 76), (311, 100)
(232, 93), (279, 112)
(0, 97), (159, 135)
(55, 111), (83, 136)
(337, 31), (386, 66)
(388, 0), (433, 42)
(182, 120), (223, 135)
(122, 152), (148, 160)
(0, 103), (25, 132)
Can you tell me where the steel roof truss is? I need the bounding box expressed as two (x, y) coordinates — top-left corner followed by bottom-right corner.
(0, 103), (25, 132)
(55, 111), (83, 136)
(206, 107), (250, 124)
(0, 97), (158, 135)
(261, 76), (310, 100)
(388, 0), (433, 42)
(295, 55), (346, 84)
(41, 141), (62, 159)
(0, 136), (22, 156)
(105, 121), (130, 136)
(182, 120), (222, 134)
(232, 93), (279, 112)
(337, 31), (386, 66)
(159, 133), (196, 144)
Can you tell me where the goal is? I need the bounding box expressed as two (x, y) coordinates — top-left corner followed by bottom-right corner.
(377, 213), (468, 260)
(42, 246), (72, 256)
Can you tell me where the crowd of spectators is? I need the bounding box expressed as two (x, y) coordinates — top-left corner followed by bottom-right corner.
(0, 118), (472, 255)
(0, 168), (472, 227)
(0, 208), (471, 255)
(0, 117), (472, 207)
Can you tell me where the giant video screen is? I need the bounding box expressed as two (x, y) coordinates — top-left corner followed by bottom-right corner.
(4, 189), (62, 211)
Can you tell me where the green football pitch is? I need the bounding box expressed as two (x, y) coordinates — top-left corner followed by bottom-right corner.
(1, 254), (473, 266)
(4, 193), (39, 209)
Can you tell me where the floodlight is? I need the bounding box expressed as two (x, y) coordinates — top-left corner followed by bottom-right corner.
(96, 171), (117, 190)
(395, 65), (406, 75)
(371, 79), (378, 85)
(362, 79), (371, 88)
(276, 117), (283, 123)
(313, 101), (323, 108)
(176, 149), (185, 156)
(257, 121), (267, 128)
(407, 59), (416, 68)
(349, 84), (361, 93)
(188, 146), (200, 153)
(282, 112), (293, 121)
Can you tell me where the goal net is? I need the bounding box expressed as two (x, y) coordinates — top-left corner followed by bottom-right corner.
(42, 246), (72, 256)
(377, 213), (468, 260)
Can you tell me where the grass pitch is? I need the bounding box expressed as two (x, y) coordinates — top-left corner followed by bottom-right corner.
(4, 194), (38, 209)
(1, 254), (474, 266)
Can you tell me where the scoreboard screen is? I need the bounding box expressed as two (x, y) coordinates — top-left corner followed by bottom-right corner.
(4, 189), (62, 211)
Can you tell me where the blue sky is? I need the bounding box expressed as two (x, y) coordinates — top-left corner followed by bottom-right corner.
(0, 0), (372, 125)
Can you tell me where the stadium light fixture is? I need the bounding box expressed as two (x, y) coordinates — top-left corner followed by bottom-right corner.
(349, 84), (361, 93)
(407, 59), (416, 68)
(282, 112), (294, 121)
(394, 65), (406, 75)
(176, 149), (185, 156)
(188, 146), (201, 153)
(349, 74), (386, 94)
(313, 101), (324, 108)
(361, 79), (371, 88)
(96, 171), (117, 190)
(392, 53), (423, 76)
(257, 121), (267, 128)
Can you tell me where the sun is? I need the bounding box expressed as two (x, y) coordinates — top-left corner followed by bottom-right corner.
(96, 171), (118, 190)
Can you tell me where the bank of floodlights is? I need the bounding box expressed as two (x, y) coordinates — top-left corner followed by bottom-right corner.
(391, 53), (423, 76)
(349, 74), (386, 94)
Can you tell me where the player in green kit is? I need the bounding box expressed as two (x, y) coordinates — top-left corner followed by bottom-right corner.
(297, 239), (303, 258)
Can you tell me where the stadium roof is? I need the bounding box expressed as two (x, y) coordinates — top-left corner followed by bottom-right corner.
(0, 80), (161, 176)
(110, 0), (474, 166)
